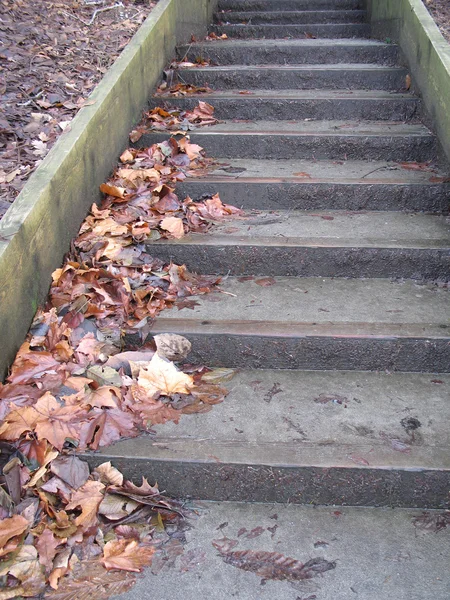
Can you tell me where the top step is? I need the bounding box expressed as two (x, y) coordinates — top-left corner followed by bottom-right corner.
(219, 0), (366, 10)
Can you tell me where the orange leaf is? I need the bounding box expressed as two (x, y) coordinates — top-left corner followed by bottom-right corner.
(99, 183), (126, 198)
(33, 392), (86, 451)
(0, 515), (28, 553)
(65, 480), (105, 532)
(0, 406), (39, 440)
(160, 216), (185, 239)
(101, 539), (154, 572)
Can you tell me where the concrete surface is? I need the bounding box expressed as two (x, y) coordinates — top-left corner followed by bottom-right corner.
(148, 209), (450, 278)
(155, 277), (450, 326)
(173, 64), (409, 91)
(152, 88), (419, 120)
(214, 9), (367, 24)
(177, 158), (450, 212)
(116, 502), (450, 599)
(140, 120), (436, 161)
(178, 38), (399, 65)
(368, 0), (450, 164)
(87, 369), (450, 506)
(209, 22), (371, 38)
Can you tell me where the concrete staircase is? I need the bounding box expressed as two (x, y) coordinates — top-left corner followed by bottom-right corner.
(112, 1), (450, 596)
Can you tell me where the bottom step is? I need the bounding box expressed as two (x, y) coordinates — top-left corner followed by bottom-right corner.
(115, 501), (450, 600)
(86, 370), (450, 508)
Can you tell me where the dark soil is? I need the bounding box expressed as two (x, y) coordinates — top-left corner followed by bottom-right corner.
(0, 0), (157, 220)
(423, 0), (450, 43)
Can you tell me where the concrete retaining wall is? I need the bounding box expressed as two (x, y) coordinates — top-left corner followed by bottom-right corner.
(0, 0), (217, 380)
(368, 0), (450, 163)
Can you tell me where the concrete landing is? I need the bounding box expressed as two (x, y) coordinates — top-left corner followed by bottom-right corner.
(116, 502), (450, 600)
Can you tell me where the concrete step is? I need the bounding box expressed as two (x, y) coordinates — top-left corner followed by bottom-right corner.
(146, 210), (450, 279)
(137, 121), (436, 161)
(152, 89), (419, 120)
(175, 64), (409, 91)
(88, 369), (450, 508)
(176, 158), (450, 213)
(178, 38), (399, 66)
(215, 9), (368, 24)
(136, 277), (450, 372)
(219, 0), (367, 9)
(209, 23), (371, 38)
(115, 502), (449, 600)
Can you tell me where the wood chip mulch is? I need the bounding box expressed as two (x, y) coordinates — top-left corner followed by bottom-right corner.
(424, 0), (450, 43)
(0, 0), (157, 220)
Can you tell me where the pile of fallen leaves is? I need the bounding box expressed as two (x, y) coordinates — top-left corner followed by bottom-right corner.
(0, 450), (189, 598)
(0, 127), (241, 596)
(0, 0), (158, 218)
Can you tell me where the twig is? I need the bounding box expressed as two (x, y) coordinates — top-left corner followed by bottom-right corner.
(361, 165), (397, 179)
(89, 2), (124, 25)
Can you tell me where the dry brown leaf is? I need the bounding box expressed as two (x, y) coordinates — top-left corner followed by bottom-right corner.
(99, 183), (126, 198)
(0, 406), (39, 440)
(0, 514), (28, 552)
(101, 539), (155, 572)
(50, 455), (90, 489)
(160, 216), (185, 238)
(33, 392), (84, 451)
(65, 481), (105, 532)
(45, 559), (136, 599)
(35, 528), (61, 572)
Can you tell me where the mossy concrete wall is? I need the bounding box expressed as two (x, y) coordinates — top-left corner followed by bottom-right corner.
(0, 0), (217, 380)
(368, 0), (450, 163)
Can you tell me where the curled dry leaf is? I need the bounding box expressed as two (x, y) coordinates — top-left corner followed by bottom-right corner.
(94, 462), (124, 487)
(154, 333), (192, 361)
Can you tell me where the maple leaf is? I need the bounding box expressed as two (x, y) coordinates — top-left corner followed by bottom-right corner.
(65, 480), (105, 532)
(0, 515), (28, 554)
(101, 539), (155, 572)
(0, 406), (39, 440)
(137, 354), (193, 397)
(81, 386), (122, 409)
(99, 183), (126, 198)
(79, 408), (137, 450)
(33, 392), (86, 451)
(7, 346), (60, 385)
